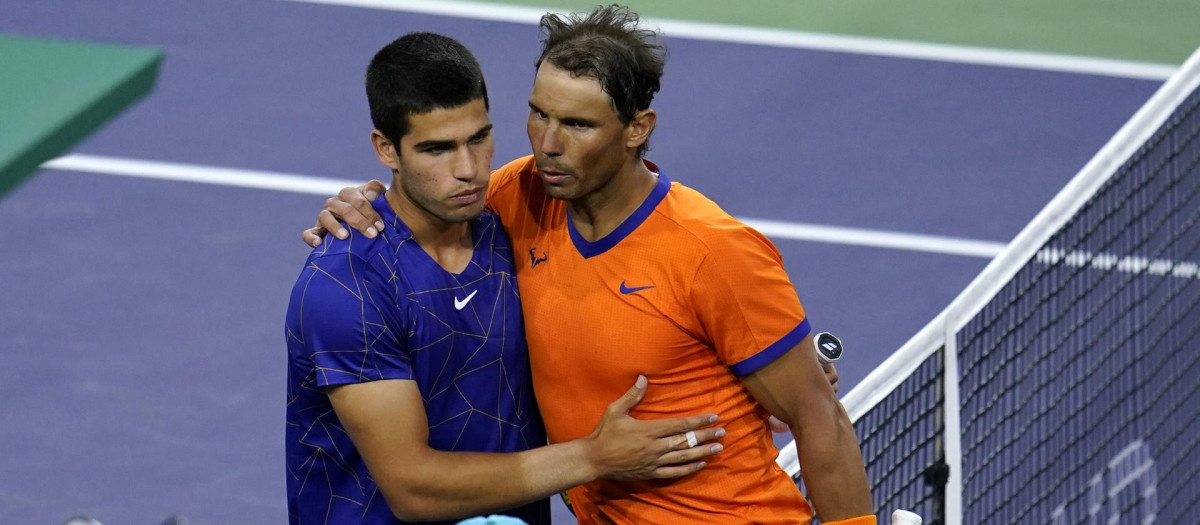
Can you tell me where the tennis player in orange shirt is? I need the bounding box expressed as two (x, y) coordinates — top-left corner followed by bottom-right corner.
(304, 5), (874, 523)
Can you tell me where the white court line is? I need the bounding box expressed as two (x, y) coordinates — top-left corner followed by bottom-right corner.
(280, 0), (1177, 80)
(43, 154), (355, 196)
(742, 218), (1004, 258)
(42, 154), (1007, 259)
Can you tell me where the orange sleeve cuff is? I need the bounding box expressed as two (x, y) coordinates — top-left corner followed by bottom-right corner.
(823, 516), (877, 525)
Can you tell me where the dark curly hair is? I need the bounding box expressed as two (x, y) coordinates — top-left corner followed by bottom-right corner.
(536, 5), (665, 157)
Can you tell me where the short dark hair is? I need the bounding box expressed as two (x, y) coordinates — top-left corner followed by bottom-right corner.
(366, 32), (489, 145)
(536, 4), (665, 157)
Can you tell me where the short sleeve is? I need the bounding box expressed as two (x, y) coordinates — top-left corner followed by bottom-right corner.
(690, 224), (810, 377)
(291, 252), (412, 387)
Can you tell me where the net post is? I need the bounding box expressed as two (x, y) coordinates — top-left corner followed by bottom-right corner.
(942, 319), (964, 524)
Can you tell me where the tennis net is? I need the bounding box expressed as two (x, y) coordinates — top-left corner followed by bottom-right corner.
(780, 45), (1200, 524)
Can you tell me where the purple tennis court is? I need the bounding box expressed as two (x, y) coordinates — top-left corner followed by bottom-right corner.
(0, 1), (1163, 522)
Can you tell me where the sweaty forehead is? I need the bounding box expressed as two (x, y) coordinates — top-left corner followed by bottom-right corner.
(530, 64), (616, 116)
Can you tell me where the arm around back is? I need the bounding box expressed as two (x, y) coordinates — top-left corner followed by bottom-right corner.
(330, 375), (728, 521)
(329, 378), (585, 521)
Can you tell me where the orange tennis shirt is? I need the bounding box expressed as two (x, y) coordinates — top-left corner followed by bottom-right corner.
(487, 156), (814, 523)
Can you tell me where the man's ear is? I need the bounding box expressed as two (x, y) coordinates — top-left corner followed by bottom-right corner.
(625, 108), (657, 151)
(371, 130), (400, 170)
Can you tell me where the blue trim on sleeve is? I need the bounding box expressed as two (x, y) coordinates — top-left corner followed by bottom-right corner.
(729, 319), (812, 377)
(568, 168), (671, 259)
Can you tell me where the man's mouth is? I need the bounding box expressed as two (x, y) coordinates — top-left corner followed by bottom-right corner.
(539, 166), (571, 185)
(451, 188), (483, 205)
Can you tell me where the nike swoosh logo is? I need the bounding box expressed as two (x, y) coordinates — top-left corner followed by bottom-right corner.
(454, 290), (478, 310)
(619, 281), (655, 294)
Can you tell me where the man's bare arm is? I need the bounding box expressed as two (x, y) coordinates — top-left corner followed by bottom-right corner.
(768, 361), (838, 433)
(741, 334), (873, 521)
(330, 375), (724, 521)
